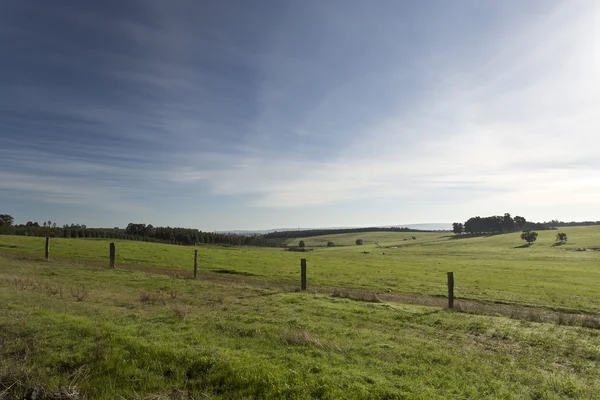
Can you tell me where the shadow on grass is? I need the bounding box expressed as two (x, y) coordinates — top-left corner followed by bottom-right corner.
(0, 244), (19, 249)
(513, 243), (532, 249)
(448, 233), (505, 240)
(211, 268), (256, 276)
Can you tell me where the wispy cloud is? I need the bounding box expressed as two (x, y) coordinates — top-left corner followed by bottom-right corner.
(1, 1), (599, 228)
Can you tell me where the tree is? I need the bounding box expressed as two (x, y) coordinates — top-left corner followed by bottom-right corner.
(298, 240), (305, 248)
(503, 213), (515, 232)
(355, 239), (363, 245)
(520, 230), (538, 245)
(0, 214), (14, 226)
(452, 223), (463, 235)
(556, 232), (567, 244)
(514, 216), (527, 231)
(327, 241), (334, 247)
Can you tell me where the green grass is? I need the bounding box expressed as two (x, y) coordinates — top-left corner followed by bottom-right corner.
(2, 254), (600, 399)
(1, 226), (600, 312)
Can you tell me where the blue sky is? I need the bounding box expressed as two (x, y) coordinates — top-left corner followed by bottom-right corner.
(1, 0), (599, 230)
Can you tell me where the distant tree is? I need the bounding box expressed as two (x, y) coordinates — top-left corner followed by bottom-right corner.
(355, 239), (363, 245)
(0, 214), (14, 227)
(327, 241), (334, 247)
(52, 222), (57, 228)
(298, 240), (305, 248)
(514, 216), (527, 231)
(520, 230), (538, 245)
(452, 223), (463, 235)
(412, 236), (416, 240)
(503, 213), (515, 232)
(556, 232), (568, 244)
(43, 222), (47, 228)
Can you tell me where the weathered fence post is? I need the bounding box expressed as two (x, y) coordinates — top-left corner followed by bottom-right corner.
(447, 272), (454, 309)
(45, 236), (49, 260)
(194, 250), (198, 278)
(301, 258), (307, 291)
(109, 243), (115, 268)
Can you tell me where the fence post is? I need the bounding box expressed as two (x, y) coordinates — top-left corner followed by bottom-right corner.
(109, 243), (115, 268)
(194, 250), (198, 278)
(45, 236), (49, 260)
(447, 272), (454, 309)
(301, 258), (307, 291)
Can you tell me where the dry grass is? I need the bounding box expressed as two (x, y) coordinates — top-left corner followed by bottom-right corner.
(69, 285), (89, 302)
(454, 301), (600, 329)
(171, 304), (188, 320)
(331, 288), (380, 303)
(281, 328), (322, 347)
(139, 290), (168, 305)
(0, 374), (82, 400)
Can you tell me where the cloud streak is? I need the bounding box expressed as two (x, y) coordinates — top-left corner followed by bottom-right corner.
(1, 0), (599, 228)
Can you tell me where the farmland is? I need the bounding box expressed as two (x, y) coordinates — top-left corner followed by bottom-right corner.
(1, 226), (600, 398)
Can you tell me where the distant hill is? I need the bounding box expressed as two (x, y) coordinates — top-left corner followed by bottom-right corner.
(219, 223), (451, 236)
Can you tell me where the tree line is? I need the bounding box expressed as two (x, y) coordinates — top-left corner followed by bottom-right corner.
(0, 214), (271, 247)
(124, 223), (270, 246)
(452, 214), (527, 235)
(264, 226), (431, 240)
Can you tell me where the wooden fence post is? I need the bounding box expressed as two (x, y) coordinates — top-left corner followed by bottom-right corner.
(301, 258), (307, 291)
(45, 236), (49, 260)
(447, 272), (454, 309)
(109, 243), (115, 268)
(194, 250), (198, 278)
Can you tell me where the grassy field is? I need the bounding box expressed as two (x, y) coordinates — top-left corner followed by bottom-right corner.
(1, 227), (600, 398)
(1, 226), (600, 312)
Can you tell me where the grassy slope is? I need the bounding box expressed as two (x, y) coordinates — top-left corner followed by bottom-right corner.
(1, 254), (600, 399)
(1, 226), (600, 312)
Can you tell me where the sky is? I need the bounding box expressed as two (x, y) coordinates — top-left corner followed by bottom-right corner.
(1, 0), (599, 231)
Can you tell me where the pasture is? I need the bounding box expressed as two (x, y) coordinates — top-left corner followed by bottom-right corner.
(1, 226), (600, 398)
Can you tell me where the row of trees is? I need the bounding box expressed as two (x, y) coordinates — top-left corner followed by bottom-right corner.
(452, 214), (527, 235)
(454, 217), (600, 235)
(0, 214), (272, 247)
(124, 223), (270, 246)
(1, 223), (128, 240)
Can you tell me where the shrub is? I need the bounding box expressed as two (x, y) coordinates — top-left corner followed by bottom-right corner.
(327, 241), (334, 247)
(70, 285), (89, 301)
(355, 239), (363, 245)
(556, 232), (568, 244)
(298, 240), (305, 248)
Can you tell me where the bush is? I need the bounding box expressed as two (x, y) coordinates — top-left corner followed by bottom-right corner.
(327, 241), (334, 247)
(298, 240), (305, 248)
(355, 239), (363, 245)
